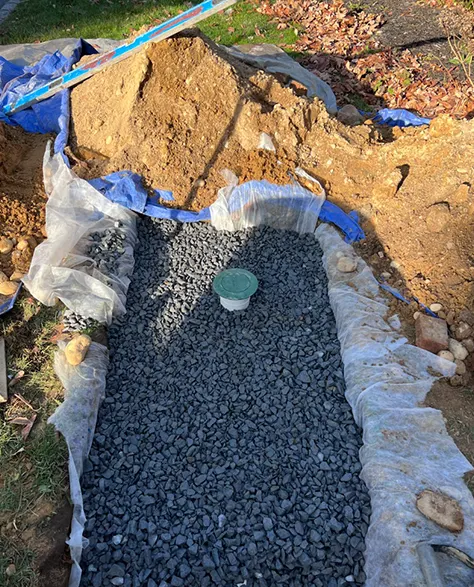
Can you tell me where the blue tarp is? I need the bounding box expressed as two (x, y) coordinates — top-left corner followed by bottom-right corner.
(0, 37), (436, 313)
(373, 108), (430, 128)
(0, 40), (94, 158)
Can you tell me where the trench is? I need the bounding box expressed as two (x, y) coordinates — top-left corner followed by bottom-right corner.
(81, 219), (370, 587)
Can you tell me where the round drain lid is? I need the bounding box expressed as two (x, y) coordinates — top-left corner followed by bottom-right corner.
(213, 268), (258, 300)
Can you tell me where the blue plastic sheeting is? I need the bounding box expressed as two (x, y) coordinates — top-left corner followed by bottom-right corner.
(319, 202), (365, 243)
(91, 170), (211, 222)
(379, 281), (438, 318)
(93, 171), (363, 239)
(89, 172), (149, 213)
(0, 40), (95, 157)
(373, 108), (431, 128)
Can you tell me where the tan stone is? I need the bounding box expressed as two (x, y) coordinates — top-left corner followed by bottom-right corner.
(16, 238), (30, 251)
(455, 360), (466, 375)
(65, 335), (92, 366)
(9, 271), (24, 282)
(0, 237), (13, 254)
(416, 489), (464, 533)
(0, 281), (18, 296)
(337, 256), (357, 273)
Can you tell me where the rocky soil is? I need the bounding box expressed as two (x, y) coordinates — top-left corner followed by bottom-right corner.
(80, 221), (370, 587)
(0, 121), (47, 287)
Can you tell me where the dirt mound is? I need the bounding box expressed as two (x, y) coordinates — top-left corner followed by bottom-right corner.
(70, 31), (474, 317)
(70, 33), (319, 210)
(0, 122), (48, 277)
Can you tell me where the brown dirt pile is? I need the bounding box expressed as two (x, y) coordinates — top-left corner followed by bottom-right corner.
(70, 31), (474, 317)
(70, 33), (318, 210)
(0, 122), (48, 278)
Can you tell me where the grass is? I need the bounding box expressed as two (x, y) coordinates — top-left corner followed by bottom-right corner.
(0, 543), (37, 587)
(0, 296), (67, 584)
(0, 298), (67, 512)
(0, 0), (298, 47)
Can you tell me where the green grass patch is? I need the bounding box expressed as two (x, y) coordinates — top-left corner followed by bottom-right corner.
(0, 0), (297, 47)
(0, 299), (67, 519)
(0, 424), (67, 515)
(0, 542), (37, 587)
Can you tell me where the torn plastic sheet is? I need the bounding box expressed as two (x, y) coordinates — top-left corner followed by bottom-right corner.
(23, 148), (138, 324)
(49, 341), (109, 587)
(315, 224), (474, 587)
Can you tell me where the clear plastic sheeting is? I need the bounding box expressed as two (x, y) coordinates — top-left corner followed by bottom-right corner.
(49, 341), (109, 587)
(316, 224), (474, 587)
(225, 43), (338, 115)
(23, 147), (137, 324)
(210, 172), (326, 234)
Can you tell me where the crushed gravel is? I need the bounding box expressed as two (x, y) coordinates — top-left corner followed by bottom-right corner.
(81, 220), (370, 587)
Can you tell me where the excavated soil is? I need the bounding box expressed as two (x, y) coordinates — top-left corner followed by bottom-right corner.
(70, 33), (316, 210)
(70, 31), (474, 318)
(0, 122), (48, 276)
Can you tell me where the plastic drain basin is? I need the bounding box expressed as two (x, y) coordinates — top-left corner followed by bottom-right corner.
(213, 268), (258, 311)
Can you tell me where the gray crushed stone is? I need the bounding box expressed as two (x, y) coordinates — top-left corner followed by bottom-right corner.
(81, 220), (370, 587)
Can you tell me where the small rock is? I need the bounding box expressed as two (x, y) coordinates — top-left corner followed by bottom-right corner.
(0, 281), (19, 296)
(0, 237), (13, 254)
(16, 238), (30, 251)
(10, 271), (24, 282)
(262, 517), (273, 532)
(373, 169), (403, 200)
(437, 350), (454, 362)
(459, 309), (474, 326)
(454, 322), (472, 341)
(450, 374), (464, 387)
(413, 311), (421, 320)
(65, 334), (92, 366)
(415, 314), (448, 354)
(337, 256), (357, 273)
(426, 203), (450, 233)
(455, 360), (466, 375)
(337, 104), (363, 126)
(429, 303), (443, 313)
(0, 271), (8, 283)
(390, 260), (401, 270)
(448, 338), (468, 361)
(381, 271), (391, 279)
(446, 310), (456, 326)
(5, 564), (16, 576)
(416, 489), (464, 533)
(464, 338), (474, 353)
(108, 564), (125, 578)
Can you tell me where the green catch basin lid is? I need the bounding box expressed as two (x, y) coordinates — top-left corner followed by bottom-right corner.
(213, 268), (258, 300)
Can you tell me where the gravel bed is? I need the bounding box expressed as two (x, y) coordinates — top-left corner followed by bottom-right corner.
(81, 220), (370, 587)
